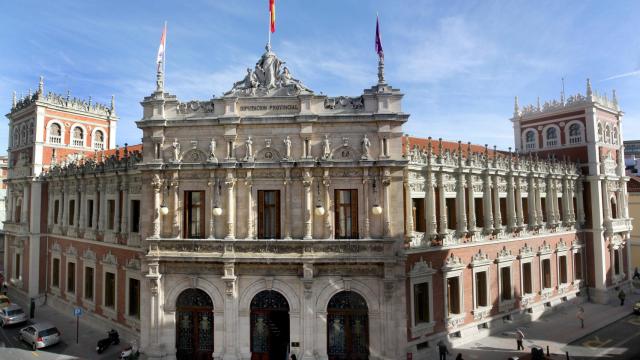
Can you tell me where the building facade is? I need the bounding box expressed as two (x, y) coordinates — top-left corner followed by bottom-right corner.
(0, 155), (7, 273)
(2, 46), (632, 360)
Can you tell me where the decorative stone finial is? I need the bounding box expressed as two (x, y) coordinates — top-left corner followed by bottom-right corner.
(536, 96), (541, 111)
(38, 76), (44, 95)
(12, 91), (16, 108)
(66, 90), (70, 103)
(110, 95), (116, 114)
(612, 89), (618, 108)
(586, 78), (592, 98)
(377, 56), (385, 85)
(514, 96), (520, 116)
(88, 96), (92, 106)
(28, 88), (32, 98)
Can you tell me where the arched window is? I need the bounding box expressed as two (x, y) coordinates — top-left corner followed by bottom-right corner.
(610, 197), (617, 219)
(49, 123), (62, 144)
(568, 123), (582, 144)
(598, 123), (603, 142)
(612, 127), (619, 145)
(13, 128), (20, 147)
(546, 127), (558, 147)
(604, 125), (611, 144)
(21, 126), (27, 144)
(525, 130), (536, 150)
(93, 130), (104, 150)
(72, 127), (84, 147)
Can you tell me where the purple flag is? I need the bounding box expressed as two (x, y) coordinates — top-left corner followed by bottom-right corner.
(375, 15), (384, 60)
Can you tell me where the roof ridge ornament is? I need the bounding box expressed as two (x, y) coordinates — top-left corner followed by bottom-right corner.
(224, 44), (313, 97)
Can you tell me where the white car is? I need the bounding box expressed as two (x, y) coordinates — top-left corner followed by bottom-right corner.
(19, 322), (60, 350)
(0, 304), (27, 327)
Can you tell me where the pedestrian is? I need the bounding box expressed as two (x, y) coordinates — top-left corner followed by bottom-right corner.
(576, 305), (585, 328)
(634, 267), (640, 280)
(618, 288), (626, 306)
(290, 355), (297, 360)
(455, 353), (464, 360)
(437, 340), (450, 360)
(515, 328), (525, 351)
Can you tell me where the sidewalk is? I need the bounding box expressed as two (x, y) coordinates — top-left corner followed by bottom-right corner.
(3, 287), (138, 359)
(454, 291), (640, 360)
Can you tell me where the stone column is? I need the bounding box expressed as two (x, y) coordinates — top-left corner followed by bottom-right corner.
(437, 172), (447, 233)
(99, 181), (107, 231)
(6, 186), (13, 222)
(46, 185), (53, 226)
(208, 177), (217, 239)
(225, 171), (236, 240)
(323, 174), (332, 239)
(75, 189), (81, 230)
(492, 175), (502, 230)
(466, 173), (476, 232)
(171, 180), (180, 238)
(284, 169), (292, 240)
(506, 174), (516, 230)
(577, 180), (586, 225)
(22, 183), (30, 225)
(602, 179), (611, 220)
(528, 176), (536, 227)
(426, 171), (437, 237)
(302, 173), (313, 240)
(382, 170), (391, 238)
(515, 176), (524, 227)
(535, 178), (543, 226)
(455, 171), (467, 235)
(151, 176), (162, 239)
(404, 179), (414, 238)
(483, 173), (494, 231)
(92, 184), (99, 230)
(362, 176), (370, 239)
(246, 174), (254, 239)
(79, 186), (86, 229)
(114, 181), (121, 233)
(621, 179), (629, 218)
(120, 182), (129, 234)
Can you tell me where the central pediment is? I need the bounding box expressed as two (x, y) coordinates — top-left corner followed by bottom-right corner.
(224, 44), (313, 98)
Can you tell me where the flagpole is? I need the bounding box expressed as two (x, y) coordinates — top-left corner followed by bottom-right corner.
(163, 21), (167, 85)
(268, 5), (271, 48)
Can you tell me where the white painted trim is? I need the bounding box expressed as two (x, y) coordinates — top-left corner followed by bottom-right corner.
(70, 123), (88, 148)
(564, 120), (585, 145)
(542, 124), (561, 148)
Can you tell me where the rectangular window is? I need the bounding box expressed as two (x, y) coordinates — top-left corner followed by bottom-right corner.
(541, 198), (547, 222)
(53, 200), (59, 225)
(474, 198), (484, 227)
(130, 200), (141, 233)
(446, 198), (457, 230)
(107, 200), (115, 230)
(542, 259), (551, 288)
(522, 198), (529, 224)
(413, 282), (430, 324)
(258, 190), (280, 239)
(184, 191), (205, 238)
(614, 249), (620, 275)
(447, 277), (460, 315)
(559, 255), (567, 284)
(52, 258), (60, 288)
(412, 198), (426, 232)
(523, 263), (533, 294)
(501, 267), (512, 300)
(574, 252), (582, 280)
(67, 262), (75, 293)
(499, 198), (507, 226)
(68, 200), (75, 226)
(335, 189), (358, 239)
(475, 271), (488, 307)
(15, 201), (21, 223)
(104, 272), (116, 308)
(15, 254), (21, 279)
(557, 198), (563, 222)
(87, 200), (94, 228)
(128, 278), (140, 319)
(84, 267), (94, 301)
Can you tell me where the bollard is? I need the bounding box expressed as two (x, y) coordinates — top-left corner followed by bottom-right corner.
(565, 351), (570, 360)
(547, 345), (550, 356)
(29, 298), (35, 319)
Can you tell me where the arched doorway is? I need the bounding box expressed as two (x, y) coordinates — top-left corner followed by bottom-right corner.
(250, 290), (290, 360)
(175, 288), (214, 360)
(327, 291), (369, 360)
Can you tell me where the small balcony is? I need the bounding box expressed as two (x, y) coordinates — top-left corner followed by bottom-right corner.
(49, 135), (62, 145)
(605, 218), (632, 235)
(71, 138), (84, 147)
(93, 141), (104, 150)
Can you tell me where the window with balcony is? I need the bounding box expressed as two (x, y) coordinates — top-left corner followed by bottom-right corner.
(501, 266), (512, 301)
(14, 254), (21, 280)
(335, 189), (358, 239)
(67, 262), (76, 294)
(474, 198), (484, 227)
(128, 278), (140, 319)
(522, 197), (529, 224)
(559, 255), (567, 284)
(611, 198), (617, 219)
(184, 191), (205, 239)
(52, 258), (60, 288)
(541, 197), (547, 222)
(53, 200), (59, 225)
(258, 190), (280, 239)
(107, 200), (115, 230)
(525, 130), (536, 150)
(93, 130), (105, 150)
(104, 271), (116, 309)
(546, 127), (558, 147)
(48, 123), (62, 144)
(87, 200), (94, 228)
(412, 198), (426, 232)
(568, 123), (582, 144)
(542, 258), (552, 289)
(68, 200), (75, 226)
(446, 198), (457, 231)
(614, 249), (621, 275)
(413, 282), (430, 324)
(574, 252), (583, 280)
(71, 127), (84, 147)
(475, 271), (488, 307)
(447, 277), (461, 315)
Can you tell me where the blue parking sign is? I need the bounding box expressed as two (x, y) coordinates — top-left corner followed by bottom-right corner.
(74, 307), (83, 317)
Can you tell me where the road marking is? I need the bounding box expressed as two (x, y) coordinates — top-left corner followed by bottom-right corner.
(627, 316), (640, 326)
(582, 335), (613, 349)
(31, 351), (39, 357)
(587, 331), (640, 359)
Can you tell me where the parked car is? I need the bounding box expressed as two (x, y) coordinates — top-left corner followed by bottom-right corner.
(0, 295), (10, 310)
(634, 300), (640, 315)
(19, 322), (61, 350)
(0, 304), (27, 327)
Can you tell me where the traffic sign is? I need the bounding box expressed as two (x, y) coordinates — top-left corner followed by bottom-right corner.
(74, 307), (83, 317)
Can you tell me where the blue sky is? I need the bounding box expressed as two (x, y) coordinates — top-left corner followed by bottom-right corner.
(2, 0), (640, 153)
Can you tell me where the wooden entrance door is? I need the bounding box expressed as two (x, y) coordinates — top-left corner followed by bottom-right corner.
(176, 289), (214, 360)
(250, 290), (290, 360)
(327, 291), (369, 360)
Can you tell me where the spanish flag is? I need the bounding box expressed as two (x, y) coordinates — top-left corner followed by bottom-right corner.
(270, 0), (276, 33)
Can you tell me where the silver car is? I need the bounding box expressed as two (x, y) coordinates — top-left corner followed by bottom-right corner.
(0, 304), (27, 327)
(19, 322), (60, 350)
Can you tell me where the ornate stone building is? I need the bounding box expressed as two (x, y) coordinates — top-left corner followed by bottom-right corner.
(2, 46), (631, 360)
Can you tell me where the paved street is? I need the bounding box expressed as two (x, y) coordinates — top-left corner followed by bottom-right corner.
(0, 288), (135, 360)
(563, 314), (640, 359)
